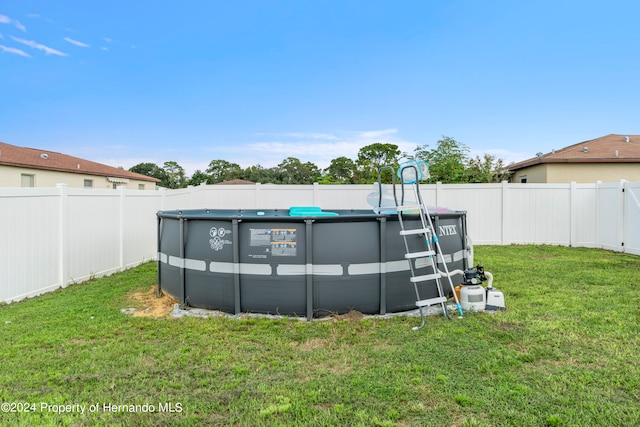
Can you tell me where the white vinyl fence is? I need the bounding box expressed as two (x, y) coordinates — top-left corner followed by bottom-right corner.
(1, 180), (638, 303)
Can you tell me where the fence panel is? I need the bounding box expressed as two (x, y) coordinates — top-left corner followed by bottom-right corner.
(597, 182), (624, 252)
(425, 183), (504, 245)
(624, 182), (640, 256)
(122, 189), (163, 267)
(314, 184), (373, 209)
(65, 188), (122, 283)
(573, 183), (598, 247)
(0, 188), (61, 302)
(502, 184), (573, 245)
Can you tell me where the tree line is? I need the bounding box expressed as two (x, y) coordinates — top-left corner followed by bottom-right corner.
(129, 136), (512, 188)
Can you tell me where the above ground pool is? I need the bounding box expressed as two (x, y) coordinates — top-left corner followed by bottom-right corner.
(157, 208), (471, 320)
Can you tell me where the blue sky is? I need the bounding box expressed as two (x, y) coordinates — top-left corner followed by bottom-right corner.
(1, 1), (639, 176)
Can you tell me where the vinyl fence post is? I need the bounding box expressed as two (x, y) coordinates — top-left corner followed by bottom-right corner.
(56, 183), (68, 288)
(595, 181), (602, 248)
(501, 181), (508, 245)
(313, 182), (319, 206)
(435, 181), (443, 207)
(570, 181), (577, 247)
(119, 185), (126, 271)
(620, 179), (627, 253)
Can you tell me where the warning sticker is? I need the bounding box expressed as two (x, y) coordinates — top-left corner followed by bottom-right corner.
(209, 226), (232, 251)
(272, 242), (297, 256)
(249, 228), (297, 256)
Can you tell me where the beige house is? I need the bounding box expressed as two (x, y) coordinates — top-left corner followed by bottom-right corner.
(508, 134), (640, 183)
(0, 141), (159, 189)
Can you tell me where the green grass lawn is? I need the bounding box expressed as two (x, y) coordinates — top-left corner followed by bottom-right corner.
(0, 245), (638, 426)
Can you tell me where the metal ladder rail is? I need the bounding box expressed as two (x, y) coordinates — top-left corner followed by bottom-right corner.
(400, 167), (464, 320)
(396, 166), (450, 330)
(377, 166), (443, 328)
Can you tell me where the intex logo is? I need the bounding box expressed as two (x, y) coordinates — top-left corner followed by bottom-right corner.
(438, 225), (457, 236)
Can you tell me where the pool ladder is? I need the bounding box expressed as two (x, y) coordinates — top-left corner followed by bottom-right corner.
(377, 165), (463, 330)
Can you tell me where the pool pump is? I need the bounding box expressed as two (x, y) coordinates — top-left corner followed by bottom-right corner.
(485, 280), (506, 312)
(463, 264), (486, 286)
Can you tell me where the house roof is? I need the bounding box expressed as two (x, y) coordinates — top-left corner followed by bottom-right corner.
(213, 179), (256, 185)
(508, 134), (640, 171)
(0, 141), (160, 182)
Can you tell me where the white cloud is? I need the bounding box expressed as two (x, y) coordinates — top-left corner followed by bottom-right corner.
(275, 132), (340, 140)
(11, 36), (68, 56)
(0, 14), (26, 32)
(0, 44), (31, 57)
(64, 37), (90, 47)
(358, 128), (399, 139)
(103, 37), (112, 43)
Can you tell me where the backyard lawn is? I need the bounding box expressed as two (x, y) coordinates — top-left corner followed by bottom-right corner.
(0, 245), (638, 426)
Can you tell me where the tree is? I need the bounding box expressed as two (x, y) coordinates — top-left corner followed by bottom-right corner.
(275, 157), (321, 184)
(129, 162), (170, 187)
(188, 169), (209, 186)
(206, 159), (243, 184)
(414, 136), (469, 183)
(162, 161), (187, 189)
(466, 154), (512, 183)
(323, 156), (356, 184)
(355, 143), (401, 183)
(243, 164), (276, 183)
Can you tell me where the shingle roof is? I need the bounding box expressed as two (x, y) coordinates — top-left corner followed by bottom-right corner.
(213, 179), (256, 185)
(509, 134), (640, 171)
(0, 141), (160, 182)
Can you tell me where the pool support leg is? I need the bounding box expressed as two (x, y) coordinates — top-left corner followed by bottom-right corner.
(179, 216), (186, 309)
(232, 219), (241, 315)
(305, 219), (313, 321)
(379, 217), (387, 315)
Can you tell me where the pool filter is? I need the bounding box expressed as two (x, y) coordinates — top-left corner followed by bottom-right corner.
(459, 266), (487, 312)
(460, 284), (486, 312)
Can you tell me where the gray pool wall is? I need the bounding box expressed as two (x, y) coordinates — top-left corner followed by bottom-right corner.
(157, 209), (469, 320)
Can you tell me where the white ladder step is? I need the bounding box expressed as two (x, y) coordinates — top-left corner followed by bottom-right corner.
(405, 250), (435, 259)
(410, 273), (441, 283)
(400, 228), (432, 236)
(416, 296), (447, 307)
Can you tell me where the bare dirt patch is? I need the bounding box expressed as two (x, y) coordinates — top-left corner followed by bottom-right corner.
(331, 310), (365, 321)
(297, 337), (331, 351)
(126, 285), (177, 318)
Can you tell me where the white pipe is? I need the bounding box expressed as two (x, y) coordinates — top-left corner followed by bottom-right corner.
(440, 269), (464, 278)
(484, 271), (493, 289)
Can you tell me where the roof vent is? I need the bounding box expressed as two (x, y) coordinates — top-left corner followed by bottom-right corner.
(536, 152), (543, 157)
(582, 147), (588, 153)
(624, 136), (630, 142)
(615, 150), (619, 157)
(40, 153), (49, 159)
